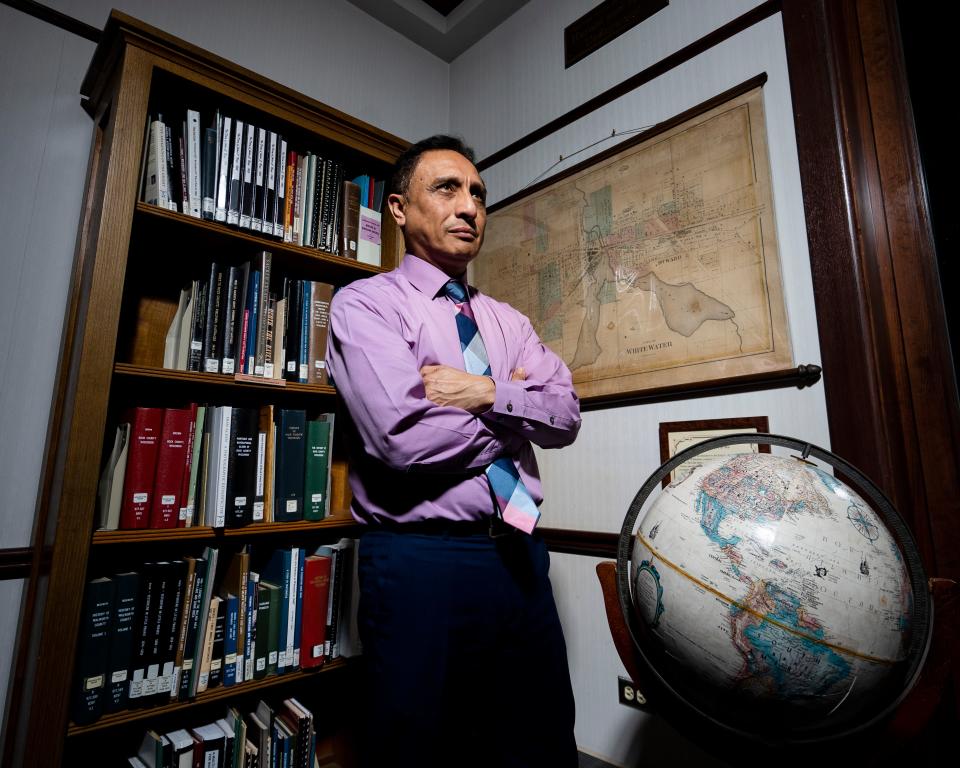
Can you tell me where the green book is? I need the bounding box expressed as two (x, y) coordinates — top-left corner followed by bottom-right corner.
(254, 580), (281, 679)
(303, 414), (333, 521)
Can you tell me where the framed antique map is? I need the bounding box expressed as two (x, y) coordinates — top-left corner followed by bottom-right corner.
(658, 416), (770, 487)
(473, 78), (792, 401)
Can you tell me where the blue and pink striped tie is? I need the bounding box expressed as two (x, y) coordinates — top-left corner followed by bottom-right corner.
(443, 280), (540, 534)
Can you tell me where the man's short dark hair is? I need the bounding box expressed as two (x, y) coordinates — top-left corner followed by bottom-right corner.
(390, 135), (477, 196)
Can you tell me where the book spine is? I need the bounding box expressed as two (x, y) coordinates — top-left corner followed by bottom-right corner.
(148, 407), (191, 528)
(119, 407), (163, 529)
(226, 119), (244, 226)
(262, 131), (278, 236)
(255, 251), (272, 376)
(340, 180), (360, 259)
(251, 127), (266, 232)
(283, 149), (296, 243)
(104, 571), (140, 713)
(186, 109), (202, 217)
(239, 122), (255, 229)
(220, 265), (241, 374)
(214, 116), (232, 222)
(70, 578), (115, 725)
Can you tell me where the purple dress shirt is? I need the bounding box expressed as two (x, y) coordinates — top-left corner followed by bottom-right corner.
(326, 253), (581, 526)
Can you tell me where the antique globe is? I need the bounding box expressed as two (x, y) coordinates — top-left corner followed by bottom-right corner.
(617, 434), (931, 744)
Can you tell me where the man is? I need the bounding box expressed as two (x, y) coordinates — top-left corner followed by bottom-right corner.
(326, 135), (580, 767)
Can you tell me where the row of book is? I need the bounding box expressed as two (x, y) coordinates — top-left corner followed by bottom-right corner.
(98, 405), (334, 530)
(140, 109), (382, 264)
(128, 698), (318, 768)
(162, 251), (335, 383)
(73, 540), (358, 727)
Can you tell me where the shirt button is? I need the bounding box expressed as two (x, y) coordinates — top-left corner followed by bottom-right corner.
(550, 416), (555, 425)
(506, 402), (513, 412)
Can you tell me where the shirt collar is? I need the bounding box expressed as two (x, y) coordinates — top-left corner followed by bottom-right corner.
(399, 253), (472, 299)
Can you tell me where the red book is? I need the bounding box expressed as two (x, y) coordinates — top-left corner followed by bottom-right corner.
(300, 555), (332, 669)
(177, 403), (198, 527)
(148, 407), (193, 528)
(119, 407), (163, 529)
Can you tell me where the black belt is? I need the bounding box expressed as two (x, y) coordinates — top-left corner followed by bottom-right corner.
(372, 516), (518, 538)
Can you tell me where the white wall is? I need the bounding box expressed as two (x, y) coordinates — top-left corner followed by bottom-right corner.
(451, 1), (830, 764)
(0, 0), (449, 742)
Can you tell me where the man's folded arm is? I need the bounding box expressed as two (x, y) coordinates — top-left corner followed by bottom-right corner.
(327, 288), (521, 473)
(481, 316), (581, 448)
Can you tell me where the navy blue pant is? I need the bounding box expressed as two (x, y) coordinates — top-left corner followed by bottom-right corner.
(356, 528), (578, 768)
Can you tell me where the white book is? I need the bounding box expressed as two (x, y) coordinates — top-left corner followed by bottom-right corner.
(263, 131), (277, 236)
(214, 116), (232, 222)
(144, 120), (165, 207)
(214, 406), (232, 528)
(186, 109), (202, 218)
(277, 137), (288, 240)
(98, 423), (130, 530)
(163, 728), (194, 768)
(251, 127), (266, 232)
(176, 285), (195, 370)
(163, 286), (190, 369)
(286, 547), (299, 669)
(357, 205), (382, 266)
(227, 119), (243, 226)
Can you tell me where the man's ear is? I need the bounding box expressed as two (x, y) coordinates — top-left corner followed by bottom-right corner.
(387, 192), (405, 227)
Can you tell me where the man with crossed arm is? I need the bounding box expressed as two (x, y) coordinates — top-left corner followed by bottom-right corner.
(326, 135), (580, 767)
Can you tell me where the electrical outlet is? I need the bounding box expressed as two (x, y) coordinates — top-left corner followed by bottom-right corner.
(618, 676), (648, 710)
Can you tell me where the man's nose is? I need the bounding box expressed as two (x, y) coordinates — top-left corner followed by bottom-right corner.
(455, 187), (478, 219)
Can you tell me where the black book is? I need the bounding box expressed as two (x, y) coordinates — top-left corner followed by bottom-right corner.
(283, 279), (301, 382)
(201, 125), (217, 219)
(254, 251), (272, 376)
(187, 278), (206, 372)
(178, 555), (208, 701)
(220, 265), (241, 375)
(329, 161), (344, 256)
(274, 409), (306, 522)
(152, 560), (188, 704)
(208, 598), (227, 689)
(70, 577), (115, 725)
(232, 261), (251, 374)
(225, 406), (259, 526)
(312, 158), (328, 250)
(202, 263), (224, 373)
(128, 562), (161, 707)
(163, 122), (176, 211)
(103, 571), (140, 714)
(274, 137), (288, 240)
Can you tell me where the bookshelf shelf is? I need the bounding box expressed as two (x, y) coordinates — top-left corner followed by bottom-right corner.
(113, 362), (338, 396)
(67, 659), (350, 736)
(133, 202), (387, 282)
(91, 517), (361, 546)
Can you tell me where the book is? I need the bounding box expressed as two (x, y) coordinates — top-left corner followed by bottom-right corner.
(262, 131), (278, 236)
(304, 415), (333, 521)
(185, 109), (202, 218)
(70, 577), (115, 725)
(260, 549), (295, 674)
(340, 179), (360, 259)
(300, 555), (331, 669)
(214, 115), (232, 222)
(187, 278), (206, 372)
(119, 407), (163, 530)
(196, 594), (222, 693)
(252, 127), (266, 232)
(190, 722), (226, 768)
(218, 547), (250, 683)
(240, 122), (255, 229)
(152, 560), (189, 703)
(188, 547), (218, 698)
(273, 409), (306, 522)
(184, 406), (206, 526)
(128, 562), (161, 704)
(104, 571), (140, 713)
(201, 123), (217, 220)
(98, 422), (130, 530)
(253, 580), (279, 680)
(207, 597), (227, 689)
(178, 555), (207, 700)
(220, 265), (242, 374)
(222, 593), (239, 687)
(227, 118), (244, 226)
(164, 728), (195, 768)
(163, 286), (190, 369)
(201, 261), (223, 373)
(170, 557), (196, 698)
(149, 407), (193, 528)
(357, 205), (382, 266)
(306, 281), (333, 385)
(177, 403), (198, 526)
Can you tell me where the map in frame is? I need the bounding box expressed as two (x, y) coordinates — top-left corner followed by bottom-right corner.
(473, 84), (792, 401)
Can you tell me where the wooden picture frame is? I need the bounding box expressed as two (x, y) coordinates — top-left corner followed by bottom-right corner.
(658, 416), (770, 487)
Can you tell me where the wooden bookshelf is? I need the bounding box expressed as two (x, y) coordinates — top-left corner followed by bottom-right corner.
(10, 11), (407, 766)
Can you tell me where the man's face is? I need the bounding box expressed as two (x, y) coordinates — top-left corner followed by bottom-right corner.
(388, 149), (487, 277)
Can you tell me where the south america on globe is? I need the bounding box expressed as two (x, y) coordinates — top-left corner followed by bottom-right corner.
(630, 452), (916, 735)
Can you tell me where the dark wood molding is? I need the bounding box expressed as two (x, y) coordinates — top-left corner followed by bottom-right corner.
(781, 0), (960, 580)
(477, 0), (781, 171)
(0, 548), (51, 581)
(539, 528), (619, 558)
(1, 0), (101, 42)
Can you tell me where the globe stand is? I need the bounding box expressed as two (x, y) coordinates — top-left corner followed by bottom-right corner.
(604, 433), (937, 757)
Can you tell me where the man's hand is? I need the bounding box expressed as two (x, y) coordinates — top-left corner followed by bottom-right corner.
(420, 365), (526, 413)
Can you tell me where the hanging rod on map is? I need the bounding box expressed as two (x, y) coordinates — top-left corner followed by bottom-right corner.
(580, 363), (822, 412)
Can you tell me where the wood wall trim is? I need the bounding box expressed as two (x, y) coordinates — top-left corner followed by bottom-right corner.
(780, 0), (960, 578)
(539, 528), (619, 558)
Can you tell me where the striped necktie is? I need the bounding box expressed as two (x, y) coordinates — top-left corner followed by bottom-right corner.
(443, 279), (540, 534)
